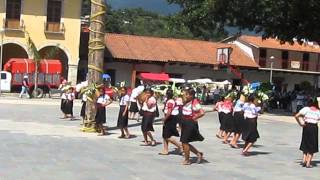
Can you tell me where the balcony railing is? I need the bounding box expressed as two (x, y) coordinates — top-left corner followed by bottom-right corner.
(44, 22), (65, 34)
(261, 59), (320, 72)
(3, 18), (25, 31)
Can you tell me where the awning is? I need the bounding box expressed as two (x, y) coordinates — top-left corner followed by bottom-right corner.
(138, 73), (170, 81)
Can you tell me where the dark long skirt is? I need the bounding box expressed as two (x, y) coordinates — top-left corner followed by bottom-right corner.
(162, 115), (180, 139)
(180, 118), (204, 143)
(117, 105), (129, 128)
(129, 102), (139, 113)
(222, 112), (234, 133)
(80, 101), (86, 118)
(141, 112), (155, 132)
(218, 112), (223, 130)
(64, 100), (73, 115)
(300, 123), (318, 154)
(242, 117), (260, 143)
(95, 106), (106, 124)
(233, 111), (244, 133)
(60, 99), (67, 114)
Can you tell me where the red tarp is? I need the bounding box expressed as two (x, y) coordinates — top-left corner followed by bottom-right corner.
(4, 58), (62, 74)
(4, 59), (35, 73)
(139, 73), (169, 81)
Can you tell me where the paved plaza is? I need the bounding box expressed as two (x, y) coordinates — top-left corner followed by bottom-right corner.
(0, 97), (319, 180)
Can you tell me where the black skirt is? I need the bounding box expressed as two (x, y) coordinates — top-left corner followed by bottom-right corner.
(222, 112), (234, 133)
(117, 105), (129, 128)
(180, 118), (204, 143)
(141, 112), (155, 132)
(80, 101), (86, 117)
(233, 111), (244, 133)
(242, 117), (260, 143)
(162, 115), (180, 139)
(64, 100), (73, 115)
(95, 106), (106, 124)
(129, 102), (139, 113)
(60, 99), (67, 114)
(218, 112), (223, 130)
(300, 123), (318, 154)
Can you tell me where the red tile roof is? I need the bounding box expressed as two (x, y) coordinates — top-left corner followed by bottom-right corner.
(105, 33), (258, 68)
(239, 35), (320, 53)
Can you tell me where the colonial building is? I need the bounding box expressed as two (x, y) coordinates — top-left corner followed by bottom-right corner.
(0, 0), (82, 83)
(227, 35), (320, 91)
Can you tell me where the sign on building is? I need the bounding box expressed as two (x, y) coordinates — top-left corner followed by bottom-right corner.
(290, 61), (301, 69)
(217, 48), (231, 65)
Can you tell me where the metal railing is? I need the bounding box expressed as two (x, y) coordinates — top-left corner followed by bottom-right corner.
(3, 18), (25, 31)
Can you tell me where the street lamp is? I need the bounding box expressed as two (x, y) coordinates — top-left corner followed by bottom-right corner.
(269, 56), (275, 84)
(0, 28), (4, 95)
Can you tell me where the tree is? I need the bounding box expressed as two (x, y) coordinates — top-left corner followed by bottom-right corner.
(168, 0), (320, 43)
(26, 33), (58, 98)
(82, 0), (106, 132)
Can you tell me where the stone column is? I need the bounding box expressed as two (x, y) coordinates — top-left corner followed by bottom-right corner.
(68, 64), (78, 85)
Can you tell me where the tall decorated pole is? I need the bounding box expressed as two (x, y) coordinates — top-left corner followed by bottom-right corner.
(82, 0), (106, 132)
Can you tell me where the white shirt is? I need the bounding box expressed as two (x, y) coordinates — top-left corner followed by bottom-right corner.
(234, 99), (245, 112)
(299, 107), (320, 124)
(129, 86), (144, 102)
(61, 93), (67, 100)
(82, 94), (87, 102)
(182, 100), (202, 116)
(66, 92), (74, 101)
(119, 95), (130, 106)
(164, 99), (179, 116)
(296, 95), (304, 106)
(242, 103), (261, 118)
(97, 94), (111, 105)
(142, 96), (157, 112)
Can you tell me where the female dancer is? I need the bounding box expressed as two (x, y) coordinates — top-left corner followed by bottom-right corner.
(159, 89), (182, 155)
(180, 89), (205, 165)
(80, 94), (87, 124)
(96, 87), (113, 136)
(141, 89), (157, 146)
(295, 99), (320, 168)
(117, 87), (131, 138)
(241, 94), (261, 156)
(214, 96), (225, 139)
(230, 94), (245, 148)
(221, 97), (234, 144)
(65, 87), (75, 119)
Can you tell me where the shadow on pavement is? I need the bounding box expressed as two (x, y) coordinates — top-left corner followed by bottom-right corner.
(247, 151), (272, 156)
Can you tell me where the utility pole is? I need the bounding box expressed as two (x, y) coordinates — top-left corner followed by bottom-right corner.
(83, 0), (106, 131)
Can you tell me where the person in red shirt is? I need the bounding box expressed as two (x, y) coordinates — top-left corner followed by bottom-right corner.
(213, 96), (225, 139)
(220, 97), (234, 144)
(180, 89), (205, 165)
(159, 89), (182, 155)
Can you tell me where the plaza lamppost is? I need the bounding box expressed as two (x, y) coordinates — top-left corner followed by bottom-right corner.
(0, 28), (4, 96)
(269, 56), (275, 84)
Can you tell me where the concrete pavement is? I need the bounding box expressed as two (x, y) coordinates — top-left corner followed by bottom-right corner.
(0, 97), (319, 179)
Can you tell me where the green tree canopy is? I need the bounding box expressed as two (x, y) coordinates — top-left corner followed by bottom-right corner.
(168, 0), (320, 43)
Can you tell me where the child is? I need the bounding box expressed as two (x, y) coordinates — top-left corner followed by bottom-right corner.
(140, 89), (157, 146)
(230, 94), (245, 148)
(241, 94), (261, 156)
(295, 99), (320, 168)
(214, 96), (225, 139)
(221, 97), (234, 144)
(96, 87), (113, 136)
(117, 87), (131, 138)
(159, 89), (182, 155)
(65, 87), (75, 119)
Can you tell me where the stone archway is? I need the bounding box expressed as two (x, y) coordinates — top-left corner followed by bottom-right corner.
(1, 43), (29, 69)
(38, 46), (69, 79)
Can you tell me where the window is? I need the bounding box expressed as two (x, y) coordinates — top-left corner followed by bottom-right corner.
(6, 0), (21, 19)
(259, 49), (267, 67)
(302, 53), (309, 71)
(1, 73), (7, 80)
(47, 0), (62, 23)
(282, 51), (289, 69)
(260, 49), (267, 58)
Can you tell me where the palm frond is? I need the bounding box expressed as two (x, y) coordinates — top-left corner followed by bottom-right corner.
(25, 32), (41, 62)
(44, 45), (60, 59)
